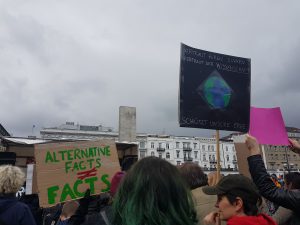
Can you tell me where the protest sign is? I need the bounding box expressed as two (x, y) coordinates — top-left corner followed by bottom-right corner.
(34, 140), (120, 207)
(179, 43), (251, 132)
(249, 107), (289, 145)
(233, 135), (252, 178)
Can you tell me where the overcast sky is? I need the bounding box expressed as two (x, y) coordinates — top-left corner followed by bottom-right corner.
(1, 0), (300, 138)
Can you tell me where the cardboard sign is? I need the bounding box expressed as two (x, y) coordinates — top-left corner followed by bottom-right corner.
(249, 107), (289, 146)
(233, 135), (251, 178)
(34, 140), (120, 207)
(179, 43), (251, 132)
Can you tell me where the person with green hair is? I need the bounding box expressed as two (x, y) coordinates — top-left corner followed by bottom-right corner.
(112, 157), (197, 225)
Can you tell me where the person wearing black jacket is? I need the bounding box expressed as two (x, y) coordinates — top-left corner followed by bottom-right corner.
(68, 190), (112, 225)
(246, 134), (300, 215)
(0, 165), (37, 225)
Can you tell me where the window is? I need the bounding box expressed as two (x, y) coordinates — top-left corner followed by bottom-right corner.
(233, 155), (236, 160)
(140, 151), (146, 158)
(212, 145), (214, 151)
(203, 154), (206, 161)
(226, 146), (228, 151)
(212, 155), (215, 161)
(166, 143), (170, 149)
(151, 142), (154, 149)
(194, 151), (198, 159)
(193, 143), (197, 149)
(183, 142), (188, 148)
(140, 141), (146, 149)
(159, 143), (162, 148)
(176, 142), (180, 148)
(159, 153), (162, 158)
(202, 145), (205, 151)
(151, 151), (154, 156)
(176, 150), (180, 158)
(209, 155), (211, 161)
(208, 146), (210, 151)
(226, 155), (229, 161)
(166, 152), (170, 159)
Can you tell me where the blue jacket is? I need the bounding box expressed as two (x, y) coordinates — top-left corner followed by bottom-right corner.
(0, 194), (37, 225)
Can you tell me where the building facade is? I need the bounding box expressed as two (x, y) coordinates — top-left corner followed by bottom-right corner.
(263, 127), (300, 175)
(40, 122), (300, 175)
(40, 122), (238, 174)
(137, 134), (237, 172)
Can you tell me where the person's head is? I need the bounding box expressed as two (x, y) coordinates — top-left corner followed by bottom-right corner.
(178, 162), (208, 189)
(0, 165), (25, 194)
(113, 157), (196, 225)
(60, 200), (79, 221)
(121, 156), (137, 171)
(284, 172), (300, 190)
(110, 171), (126, 197)
(203, 174), (261, 221)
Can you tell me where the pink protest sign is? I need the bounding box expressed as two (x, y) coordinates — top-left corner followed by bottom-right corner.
(249, 107), (289, 146)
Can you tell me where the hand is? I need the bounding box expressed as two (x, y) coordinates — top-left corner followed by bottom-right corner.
(289, 138), (300, 154)
(203, 212), (220, 225)
(245, 134), (261, 156)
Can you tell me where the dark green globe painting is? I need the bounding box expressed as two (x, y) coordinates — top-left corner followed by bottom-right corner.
(198, 70), (232, 109)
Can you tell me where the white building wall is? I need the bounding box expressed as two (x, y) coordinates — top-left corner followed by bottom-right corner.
(136, 135), (238, 174)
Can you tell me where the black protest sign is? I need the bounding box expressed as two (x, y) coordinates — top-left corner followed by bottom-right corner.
(179, 43), (251, 132)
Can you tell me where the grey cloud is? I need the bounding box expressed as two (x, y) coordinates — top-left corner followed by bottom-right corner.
(1, 0), (300, 137)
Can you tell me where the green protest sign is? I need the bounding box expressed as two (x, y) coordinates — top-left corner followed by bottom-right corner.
(34, 140), (120, 207)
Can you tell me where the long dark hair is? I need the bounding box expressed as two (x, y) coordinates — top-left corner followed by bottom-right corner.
(178, 162), (208, 189)
(113, 157), (197, 225)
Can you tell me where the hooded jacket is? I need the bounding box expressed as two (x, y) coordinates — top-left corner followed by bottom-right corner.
(227, 214), (276, 225)
(0, 194), (37, 225)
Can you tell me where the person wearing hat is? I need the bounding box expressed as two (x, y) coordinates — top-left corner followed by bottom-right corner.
(202, 174), (276, 225)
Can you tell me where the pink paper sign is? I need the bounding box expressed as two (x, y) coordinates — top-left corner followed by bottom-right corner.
(249, 107), (289, 146)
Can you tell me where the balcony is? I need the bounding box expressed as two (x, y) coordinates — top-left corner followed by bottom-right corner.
(183, 146), (192, 151)
(156, 147), (165, 152)
(232, 160), (237, 164)
(184, 157), (193, 162)
(209, 160), (217, 164)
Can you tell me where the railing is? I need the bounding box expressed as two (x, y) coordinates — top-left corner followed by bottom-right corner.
(183, 147), (192, 151)
(184, 157), (193, 161)
(156, 147), (165, 152)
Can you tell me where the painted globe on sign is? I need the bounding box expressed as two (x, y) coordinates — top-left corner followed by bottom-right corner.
(201, 75), (232, 109)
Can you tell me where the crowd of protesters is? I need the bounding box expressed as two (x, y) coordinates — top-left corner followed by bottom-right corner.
(1, 136), (300, 225)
